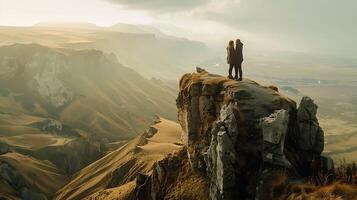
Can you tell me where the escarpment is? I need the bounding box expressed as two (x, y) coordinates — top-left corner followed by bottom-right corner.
(176, 68), (326, 199)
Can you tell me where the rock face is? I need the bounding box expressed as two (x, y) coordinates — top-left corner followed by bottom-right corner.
(297, 96), (324, 154)
(0, 152), (67, 200)
(292, 96), (325, 177)
(135, 147), (210, 200)
(29, 119), (80, 137)
(205, 103), (239, 199)
(176, 69), (325, 199)
(32, 54), (74, 108)
(0, 161), (47, 200)
(259, 109), (291, 167)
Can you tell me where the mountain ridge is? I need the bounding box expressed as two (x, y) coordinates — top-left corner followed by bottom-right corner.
(0, 25), (213, 79)
(0, 43), (177, 140)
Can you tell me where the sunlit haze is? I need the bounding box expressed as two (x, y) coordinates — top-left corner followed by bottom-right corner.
(1, 0), (357, 56)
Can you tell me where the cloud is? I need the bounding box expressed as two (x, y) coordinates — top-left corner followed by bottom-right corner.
(201, 0), (357, 32)
(197, 0), (357, 55)
(105, 0), (357, 56)
(106, 0), (208, 12)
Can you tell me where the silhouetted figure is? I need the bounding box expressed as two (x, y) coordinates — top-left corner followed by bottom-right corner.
(235, 39), (244, 81)
(226, 40), (237, 79)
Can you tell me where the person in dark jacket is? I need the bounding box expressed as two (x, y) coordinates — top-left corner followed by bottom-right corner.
(226, 40), (237, 79)
(235, 39), (244, 81)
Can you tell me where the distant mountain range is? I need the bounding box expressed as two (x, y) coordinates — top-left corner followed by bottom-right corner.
(0, 23), (213, 79)
(34, 22), (172, 38)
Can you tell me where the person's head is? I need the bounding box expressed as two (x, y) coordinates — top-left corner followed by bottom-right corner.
(236, 39), (241, 44)
(228, 40), (234, 48)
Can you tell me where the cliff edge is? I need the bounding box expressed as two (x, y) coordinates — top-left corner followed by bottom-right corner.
(176, 68), (325, 199)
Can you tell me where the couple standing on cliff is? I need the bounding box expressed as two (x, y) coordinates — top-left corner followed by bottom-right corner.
(226, 39), (243, 81)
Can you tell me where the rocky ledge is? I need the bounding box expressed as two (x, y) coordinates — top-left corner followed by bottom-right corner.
(176, 68), (327, 199)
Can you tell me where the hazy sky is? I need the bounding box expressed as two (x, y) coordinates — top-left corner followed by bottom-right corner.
(0, 0), (356, 56)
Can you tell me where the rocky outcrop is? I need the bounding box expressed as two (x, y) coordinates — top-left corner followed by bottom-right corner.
(29, 119), (80, 137)
(0, 153), (67, 200)
(205, 103), (239, 199)
(0, 142), (10, 155)
(0, 162), (47, 200)
(287, 96), (325, 177)
(32, 57), (74, 108)
(0, 161), (47, 200)
(135, 148), (209, 200)
(176, 68), (326, 199)
(259, 109), (291, 167)
(297, 96), (324, 154)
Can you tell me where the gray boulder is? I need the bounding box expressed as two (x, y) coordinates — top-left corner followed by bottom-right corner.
(320, 154), (334, 173)
(297, 96), (324, 154)
(259, 109), (291, 167)
(0, 143), (9, 155)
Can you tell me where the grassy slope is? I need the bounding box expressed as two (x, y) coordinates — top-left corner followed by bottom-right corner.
(56, 118), (182, 200)
(0, 44), (177, 141)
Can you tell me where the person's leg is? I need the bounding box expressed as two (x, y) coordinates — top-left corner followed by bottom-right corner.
(238, 62), (243, 80)
(228, 64), (233, 78)
(234, 64), (238, 79)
